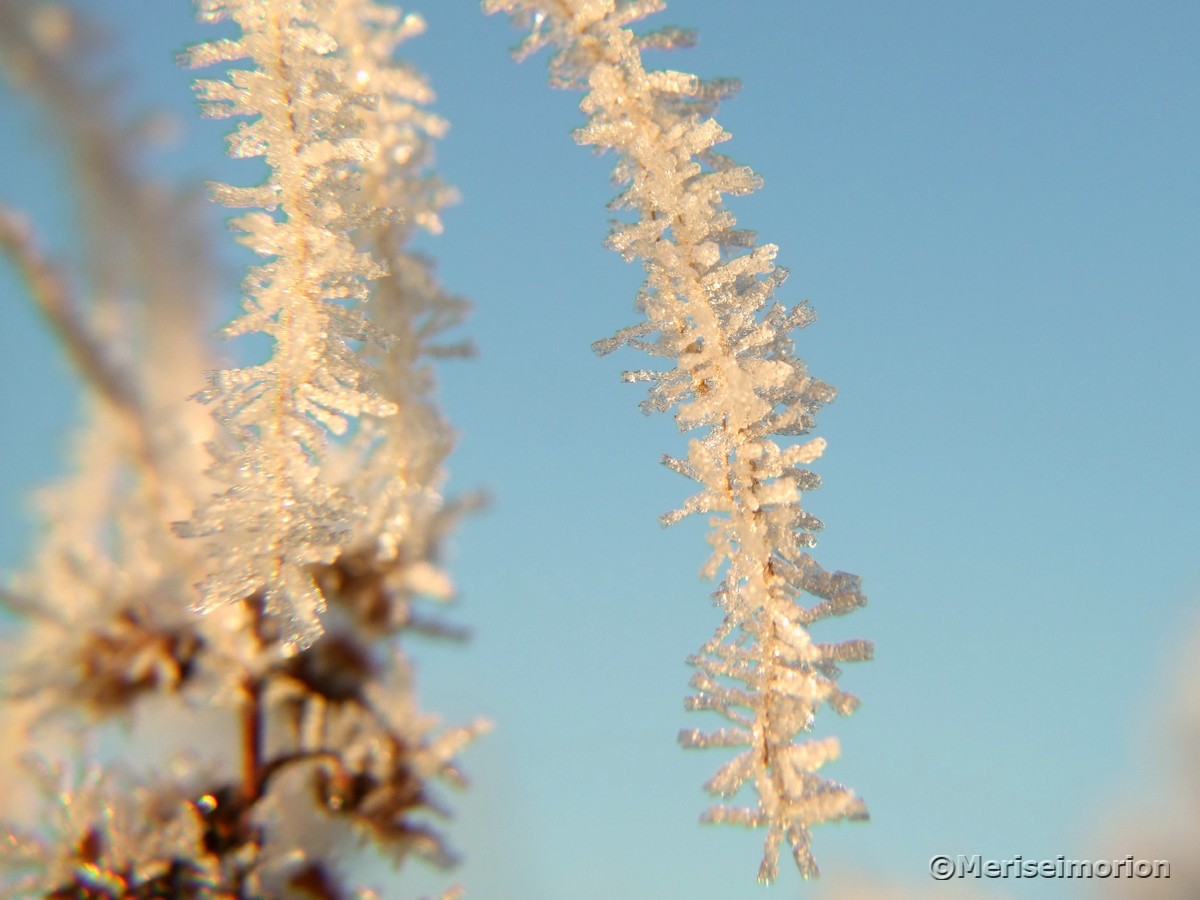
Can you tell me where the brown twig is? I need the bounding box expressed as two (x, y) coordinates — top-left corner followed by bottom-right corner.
(240, 680), (262, 805)
(240, 595), (267, 804)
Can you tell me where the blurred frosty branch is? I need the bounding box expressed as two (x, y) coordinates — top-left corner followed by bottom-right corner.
(1, 1), (482, 896)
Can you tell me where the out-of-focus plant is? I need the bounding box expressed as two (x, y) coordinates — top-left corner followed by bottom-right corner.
(0, 1), (482, 896)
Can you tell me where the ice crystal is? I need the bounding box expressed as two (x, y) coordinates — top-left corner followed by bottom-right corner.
(488, 0), (872, 881)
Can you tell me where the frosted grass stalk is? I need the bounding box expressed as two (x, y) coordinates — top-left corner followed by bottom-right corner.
(177, 0), (406, 653)
(486, 0), (872, 881)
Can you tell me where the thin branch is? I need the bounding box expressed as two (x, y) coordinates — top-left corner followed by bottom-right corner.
(0, 207), (140, 414)
(0, 206), (179, 527)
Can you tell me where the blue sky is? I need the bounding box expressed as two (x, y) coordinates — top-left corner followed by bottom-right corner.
(2, 2), (1199, 898)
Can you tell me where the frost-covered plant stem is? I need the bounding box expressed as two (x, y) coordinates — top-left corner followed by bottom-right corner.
(487, 0), (871, 881)
(2, 2), (480, 896)
(178, 0), (403, 653)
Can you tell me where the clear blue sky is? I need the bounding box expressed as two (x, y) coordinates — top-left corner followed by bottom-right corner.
(2, 2), (1199, 898)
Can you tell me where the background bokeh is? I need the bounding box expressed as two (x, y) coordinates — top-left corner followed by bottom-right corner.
(2, 2), (1198, 898)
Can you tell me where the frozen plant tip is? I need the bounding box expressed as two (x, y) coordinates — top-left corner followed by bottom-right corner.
(486, 0), (872, 881)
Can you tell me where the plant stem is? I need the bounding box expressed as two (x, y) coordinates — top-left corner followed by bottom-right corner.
(241, 681), (262, 804)
(242, 595), (266, 803)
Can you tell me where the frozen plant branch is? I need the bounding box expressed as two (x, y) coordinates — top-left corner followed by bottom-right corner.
(317, 1), (480, 634)
(0, 207), (140, 416)
(487, 0), (871, 881)
(176, 0), (411, 653)
(2, 1), (482, 895)
(0, 2), (216, 733)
